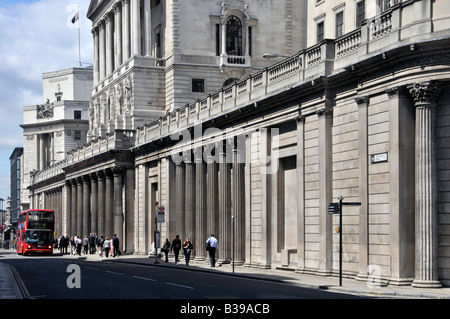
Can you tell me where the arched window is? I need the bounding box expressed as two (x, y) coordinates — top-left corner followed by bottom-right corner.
(226, 16), (242, 56)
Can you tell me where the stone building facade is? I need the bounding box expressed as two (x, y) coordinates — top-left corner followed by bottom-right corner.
(25, 0), (450, 288)
(21, 67), (92, 234)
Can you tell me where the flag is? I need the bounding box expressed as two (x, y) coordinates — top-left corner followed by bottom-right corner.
(71, 11), (79, 24)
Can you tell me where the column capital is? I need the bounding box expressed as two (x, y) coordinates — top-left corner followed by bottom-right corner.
(112, 166), (125, 175)
(296, 115), (306, 123)
(316, 107), (333, 118)
(407, 81), (441, 106)
(89, 172), (98, 181)
(354, 96), (370, 107)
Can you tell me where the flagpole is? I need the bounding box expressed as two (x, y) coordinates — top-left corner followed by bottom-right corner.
(78, 6), (81, 67)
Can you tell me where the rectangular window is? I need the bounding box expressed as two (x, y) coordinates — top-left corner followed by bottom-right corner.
(248, 26), (252, 57)
(74, 110), (81, 120)
(317, 22), (324, 42)
(336, 11), (344, 38)
(216, 24), (220, 56)
(192, 79), (205, 93)
(74, 130), (81, 140)
(356, 1), (365, 26)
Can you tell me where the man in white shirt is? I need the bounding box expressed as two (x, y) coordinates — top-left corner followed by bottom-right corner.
(206, 234), (219, 267)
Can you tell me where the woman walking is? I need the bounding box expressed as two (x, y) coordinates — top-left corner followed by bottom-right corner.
(183, 238), (193, 266)
(104, 237), (111, 258)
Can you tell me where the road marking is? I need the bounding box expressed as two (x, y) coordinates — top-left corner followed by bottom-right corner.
(132, 276), (156, 282)
(165, 282), (194, 290)
(105, 270), (123, 275)
(84, 266), (99, 271)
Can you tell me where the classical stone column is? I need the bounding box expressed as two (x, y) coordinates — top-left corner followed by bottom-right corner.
(218, 141), (231, 264)
(185, 154), (196, 254)
(175, 162), (185, 238)
(232, 137), (246, 265)
(144, 0), (152, 56)
(97, 170), (106, 237)
(113, 167), (124, 244)
(92, 27), (99, 84)
(71, 179), (77, 236)
(105, 12), (114, 76)
(131, 0), (141, 56)
(194, 147), (207, 261)
(125, 166), (135, 254)
(114, 3), (123, 69)
(76, 177), (83, 236)
(408, 81), (442, 288)
(90, 173), (98, 234)
(105, 168), (114, 237)
(82, 175), (91, 236)
(65, 180), (72, 236)
(206, 143), (219, 238)
(99, 21), (106, 81)
(122, 0), (131, 61)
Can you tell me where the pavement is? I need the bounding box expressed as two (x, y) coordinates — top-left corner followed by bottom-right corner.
(2, 248), (450, 299)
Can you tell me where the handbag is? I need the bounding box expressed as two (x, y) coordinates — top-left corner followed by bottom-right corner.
(205, 241), (211, 251)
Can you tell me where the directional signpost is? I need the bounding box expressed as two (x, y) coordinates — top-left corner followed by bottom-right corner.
(328, 196), (361, 287)
(154, 202), (165, 264)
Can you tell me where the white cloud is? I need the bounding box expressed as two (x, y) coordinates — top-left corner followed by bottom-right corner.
(0, 0), (92, 201)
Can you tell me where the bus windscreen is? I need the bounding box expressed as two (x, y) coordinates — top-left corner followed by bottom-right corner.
(25, 230), (53, 244)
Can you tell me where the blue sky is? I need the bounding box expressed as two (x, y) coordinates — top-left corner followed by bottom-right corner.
(0, 0), (92, 208)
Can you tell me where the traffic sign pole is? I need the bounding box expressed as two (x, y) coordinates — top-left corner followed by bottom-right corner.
(329, 197), (361, 287)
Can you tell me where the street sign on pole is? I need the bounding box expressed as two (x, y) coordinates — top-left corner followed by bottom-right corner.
(330, 197), (361, 287)
(156, 205), (165, 223)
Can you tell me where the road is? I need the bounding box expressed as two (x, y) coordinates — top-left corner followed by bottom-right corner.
(0, 250), (367, 316)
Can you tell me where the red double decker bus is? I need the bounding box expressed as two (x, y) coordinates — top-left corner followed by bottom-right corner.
(17, 209), (55, 256)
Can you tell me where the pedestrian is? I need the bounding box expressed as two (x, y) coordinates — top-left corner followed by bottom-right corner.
(171, 235), (181, 265)
(110, 237), (114, 257)
(63, 235), (69, 255)
(112, 234), (120, 257)
(161, 238), (171, 262)
(206, 234), (219, 267)
(183, 238), (193, 266)
(98, 235), (105, 257)
(76, 235), (82, 256)
(104, 237), (110, 258)
(83, 235), (89, 254)
(88, 233), (95, 254)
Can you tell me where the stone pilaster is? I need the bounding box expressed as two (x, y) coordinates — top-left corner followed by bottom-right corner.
(408, 81), (442, 288)
(295, 115), (306, 273)
(317, 107), (333, 276)
(355, 96), (370, 282)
